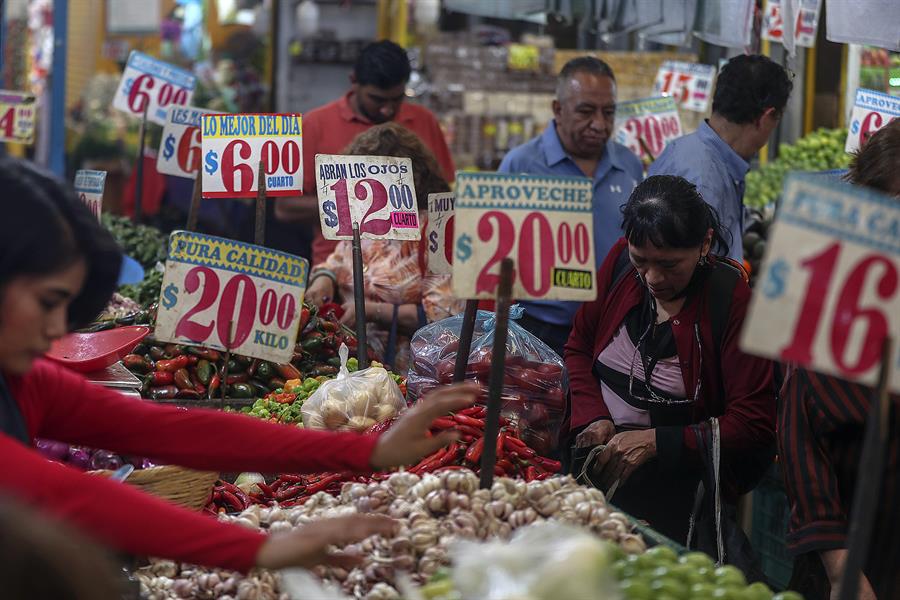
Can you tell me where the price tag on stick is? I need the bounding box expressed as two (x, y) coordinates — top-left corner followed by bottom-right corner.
(426, 192), (456, 275)
(154, 231), (310, 364)
(741, 174), (900, 393)
(614, 96), (683, 162)
(202, 113), (303, 198)
(653, 61), (717, 113)
(453, 172), (596, 301)
(157, 106), (216, 179)
(845, 88), (900, 154)
(316, 154), (421, 241)
(74, 170), (108, 221)
(112, 51), (196, 125)
(0, 89), (36, 144)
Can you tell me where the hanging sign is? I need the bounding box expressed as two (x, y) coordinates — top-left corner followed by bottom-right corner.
(154, 231), (309, 363)
(157, 106), (217, 179)
(741, 174), (900, 393)
(653, 61), (716, 113)
(614, 96), (683, 162)
(0, 90), (36, 144)
(201, 113), (303, 199)
(426, 192), (456, 275)
(794, 0), (822, 47)
(452, 172), (596, 301)
(112, 51), (196, 125)
(74, 170), (108, 221)
(316, 154), (421, 241)
(845, 88), (900, 154)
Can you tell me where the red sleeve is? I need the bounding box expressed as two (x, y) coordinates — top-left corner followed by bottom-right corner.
(0, 435), (266, 572)
(423, 111), (456, 184)
(563, 239), (627, 433)
(302, 110), (320, 197)
(21, 360), (379, 474)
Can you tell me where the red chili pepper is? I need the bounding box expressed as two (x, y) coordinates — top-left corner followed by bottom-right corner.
(186, 355), (199, 366)
(458, 406), (484, 417)
(535, 472), (553, 480)
(247, 359), (260, 378)
(411, 447), (447, 474)
(456, 424), (483, 438)
(511, 446), (537, 460)
(496, 458), (515, 472)
(465, 436), (485, 463)
(173, 368), (193, 390)
(276, 363), (302, 380)
(504, 435), (528, 449)
(430, 417), (456, 430)
(298, 306), (311, 331)
(221, 490), (243, 511)
(453, 414), (485, 428)
(149, 371), (174, 386)
(525, 466), (539, 482)
(305, 473), (343, 495)
(226, 373), (248, 384)
(275, 485), (306, 502)
(257, 482), (274, 497)
(498, 416), (510, 426)
(534, 457), (562, 473)
(279, 474), (303, 483)
(157, 355), (190, 372)
(207, 373), (220, 399)
(496, 432), (506, 459)
(459, 434), (475, 443)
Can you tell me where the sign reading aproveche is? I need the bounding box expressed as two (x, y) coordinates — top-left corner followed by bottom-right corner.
(845, 88), (900, 154)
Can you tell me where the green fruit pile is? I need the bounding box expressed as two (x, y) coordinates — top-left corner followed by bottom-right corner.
(745, 128), (851, 210)
(613, 546), (802, 600)
(243, 377), (325, 425)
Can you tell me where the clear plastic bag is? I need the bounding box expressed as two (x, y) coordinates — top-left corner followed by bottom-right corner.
(407, 307), (567, 456)
(450, 522), (621, 600)
(301, 344), (406, 432)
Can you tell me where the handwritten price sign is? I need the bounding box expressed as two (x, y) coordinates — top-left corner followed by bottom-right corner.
(742, 174), (900, 392)
(155, 231), (309, 364)
(74, 170), (107, 222)
(452, 172), (596, 301)
(653, 61), (716, 113)
(157, 106), (217, 179)
(201, 113), (303, 199)
(0, 90), (36, 144)
(316, 154), (421, 241)
(761, 0), (821, 47)
(112, 51), (196, 125)
(426, 192), (456, 275)
(845, 88), (899, 154)
(614, 96), (683, 162)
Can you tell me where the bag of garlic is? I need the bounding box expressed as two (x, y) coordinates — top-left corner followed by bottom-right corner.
(301, 344), (406, 432)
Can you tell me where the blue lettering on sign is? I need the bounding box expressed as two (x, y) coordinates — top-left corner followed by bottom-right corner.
(762, 258), (789, 300)
(267, 175), (295, 189)
(253, 330), (290, 349)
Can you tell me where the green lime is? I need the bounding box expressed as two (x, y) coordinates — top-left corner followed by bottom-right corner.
(619, 579), (653, 600)
(746, 582), (774, 600)
(679, 552), (716, 570)
(772, 592), (804, 600)
(650, 566), (672, 580)
(691, 583), (717, 599)
(646, 545), (679, 564)
(714, 566), (747, 589)
(670, 563), (702, 585)
(651, 577), (689, 599)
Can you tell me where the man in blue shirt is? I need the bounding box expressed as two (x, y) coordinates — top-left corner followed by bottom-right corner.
(499, 57), (643, 356)
(649, 55), (793, 263)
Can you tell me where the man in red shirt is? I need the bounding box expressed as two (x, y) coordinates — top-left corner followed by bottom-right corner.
(275, 40), (455, 265)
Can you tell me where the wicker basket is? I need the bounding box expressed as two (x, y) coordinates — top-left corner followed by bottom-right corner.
(93, 465), (219, 511)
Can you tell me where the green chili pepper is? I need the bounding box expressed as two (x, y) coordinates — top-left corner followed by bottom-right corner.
(228, 383), (254, 398)
(196, 360), (213, 385)
(256, 361), (274, 381)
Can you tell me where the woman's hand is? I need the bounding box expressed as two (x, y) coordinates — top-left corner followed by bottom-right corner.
(591, 429), (657, 490)
(255, 514), (397, 570)
(306, 275), (335, 308)
(369, 382), (480, 469)
(575, 419), (616, 448)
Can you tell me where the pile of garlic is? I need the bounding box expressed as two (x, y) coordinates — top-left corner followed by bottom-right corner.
(136, 470), (646, 600)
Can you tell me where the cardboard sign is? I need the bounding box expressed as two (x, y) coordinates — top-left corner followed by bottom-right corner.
(316, 154), (421, 241)
(741, 174), (900, 393)
(761, 0), (786, 41)
(653, 61), (716, 113)
(762, 0), (821, 47)
(157, 106), (217, 179)
(845, 88), (900, 154)
(74, 170), (108, 221)
(614, 96), (683, 162)
(452, 172), (596, 301)
(0, 90), (36, 144)
(201, 113), (303, 199)
(155, 231), (309, 363)
(426, 192), (456, 275)
(112, 51), (196, 125)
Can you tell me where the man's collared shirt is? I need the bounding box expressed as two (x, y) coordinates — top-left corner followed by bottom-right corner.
(498, 120), (643, 326)
(648, 120), (750, 263)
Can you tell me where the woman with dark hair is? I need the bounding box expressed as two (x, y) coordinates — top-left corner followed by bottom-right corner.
(0, 157), (478, 573)
(564, 175), (776, 543)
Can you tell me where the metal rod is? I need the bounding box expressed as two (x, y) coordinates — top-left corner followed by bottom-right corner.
(185, 175), (202, 231)
(453, 299), (479, 383)
(220, 319), (235, 410)
(255, 159), (266, 246)
(134, 104), (149, 223)
(352, 223), (368, 369)
(479, 258), (514, 490)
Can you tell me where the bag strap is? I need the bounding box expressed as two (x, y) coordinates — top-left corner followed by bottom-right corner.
(686, 417), (724, 566)
(705, 260), (740, 352)
(608, 244), (634, 294)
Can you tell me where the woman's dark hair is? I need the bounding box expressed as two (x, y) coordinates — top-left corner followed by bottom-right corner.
(713, 54), (793, 124)
(621, 175), (730, 254)
(342, 122), (450, 209)
(846, 118), (900, 193)
(0, 157), (121, 329)
(353, 40), (411, 89)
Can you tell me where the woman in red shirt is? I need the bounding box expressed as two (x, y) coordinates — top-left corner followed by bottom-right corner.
(0, 157), (477, 573)
(564, 175), (776, 543)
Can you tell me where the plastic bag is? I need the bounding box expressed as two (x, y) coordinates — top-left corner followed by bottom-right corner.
(407, 307), (567, 456)
(301, 344), (406, 432)
(450, 522), (621, 600)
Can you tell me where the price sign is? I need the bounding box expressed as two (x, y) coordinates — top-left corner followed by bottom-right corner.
(316, 154), (421, 241)
(794, 0), (821, 48)
(614, 96), (683, 162)
(157, 106), (217, 179)
(0, 90), (36, 144)
(426, 192), (456, 275)
(155, 231), (309, 364)
(845, 88), (900, 154)
(112, 51), (196, 125)
(201, 113), (303, 199)
(74, 170), (107, 221)
(761, 0), (785, 41)
(653, 61), (716, 113)
(741, 174), (900, 393)
(452, 172), (595, 301)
